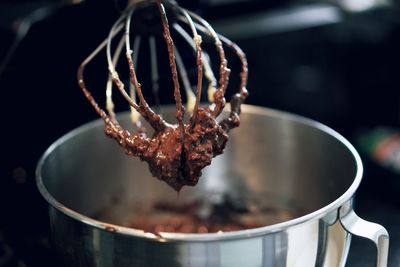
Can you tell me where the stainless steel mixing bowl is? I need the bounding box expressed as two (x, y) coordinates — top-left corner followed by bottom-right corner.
(36, 105), (389, 267)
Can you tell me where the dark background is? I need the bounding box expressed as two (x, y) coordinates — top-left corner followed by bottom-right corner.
(0, 0), (400, 266)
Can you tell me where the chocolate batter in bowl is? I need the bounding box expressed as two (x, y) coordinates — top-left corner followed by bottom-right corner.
(95, 186), (300, 234)
(36, 105), (389, 267)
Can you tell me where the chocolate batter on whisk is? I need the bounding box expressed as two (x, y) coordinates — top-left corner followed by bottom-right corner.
(77, 0), (248, 191)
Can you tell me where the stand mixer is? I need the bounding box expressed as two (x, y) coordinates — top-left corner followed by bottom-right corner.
(26, 1), (389, 266)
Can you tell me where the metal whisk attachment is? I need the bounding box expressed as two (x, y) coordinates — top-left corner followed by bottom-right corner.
(77, 0), (249, 191)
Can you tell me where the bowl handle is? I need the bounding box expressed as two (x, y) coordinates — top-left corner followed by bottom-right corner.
(340, 203), (389, 267)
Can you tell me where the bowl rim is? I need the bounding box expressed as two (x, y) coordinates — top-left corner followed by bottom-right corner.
(36, 104), (363, 242)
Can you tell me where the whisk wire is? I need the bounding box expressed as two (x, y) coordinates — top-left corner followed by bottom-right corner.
(179, 9), (203, 127)
(185, 10), (230, 117)
(157, 0), (184, 130)
(173, 23), (217, 104)
(149, 36), (160, 111)
(174, 46), (196, 114)
(106, 33), (125, 123)
(129, 36), (142, 126)
(80, 0), (248, 130)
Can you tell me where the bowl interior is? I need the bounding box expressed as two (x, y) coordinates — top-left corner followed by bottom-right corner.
(38, 105), (360, 233)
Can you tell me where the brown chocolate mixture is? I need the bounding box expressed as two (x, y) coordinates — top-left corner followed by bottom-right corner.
(96, 196), (297, 234)
(77, 1), (248, 191)
(127, 201), (262, 234)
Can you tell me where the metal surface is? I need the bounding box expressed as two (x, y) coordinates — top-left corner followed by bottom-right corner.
(340, 203), (389, 267)
(36, 105), (388, 267)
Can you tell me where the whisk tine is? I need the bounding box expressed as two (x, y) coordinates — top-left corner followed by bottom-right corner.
(157, 0), (185, 129)
(192, 23), (249, 99)
(149, 36), (160, 111)
(188, 21), (249, 130)
(218, 35), (249, 98)
(106, 13), (142, 114)
(178, 9), (203, 127)
(184, 10), (230, 117)
(129, 36), (142, 127)
(174, 46), (196, 113)
(173, 23), (217, 104)
(107, 13), (128, 75)
(106, 34), (125, 123)
(125, 7), (147, 106)
(78, 23), (124, 125)
(122, 5), (167, 131)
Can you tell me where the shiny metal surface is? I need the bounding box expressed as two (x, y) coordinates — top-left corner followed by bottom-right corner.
(340, 203), (389, 267)
(36, 105), (388, 267)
